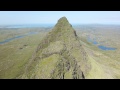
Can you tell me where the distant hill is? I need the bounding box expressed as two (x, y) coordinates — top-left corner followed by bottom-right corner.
(21, 17), (91, 79)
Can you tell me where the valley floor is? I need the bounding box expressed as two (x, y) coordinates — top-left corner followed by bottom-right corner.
(0, 28), (48, 78)
(76, 25), (120, 79)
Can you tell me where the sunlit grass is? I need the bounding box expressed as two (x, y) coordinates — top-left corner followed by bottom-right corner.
(0, 29), (48, 78)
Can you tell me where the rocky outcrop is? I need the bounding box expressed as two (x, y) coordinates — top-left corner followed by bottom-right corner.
(22, 17), (90, 79)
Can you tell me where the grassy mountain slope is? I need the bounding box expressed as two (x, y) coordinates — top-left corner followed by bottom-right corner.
(22, 17), (91, 79)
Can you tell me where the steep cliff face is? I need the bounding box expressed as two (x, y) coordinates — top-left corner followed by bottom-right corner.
(22, 17), (91, 79)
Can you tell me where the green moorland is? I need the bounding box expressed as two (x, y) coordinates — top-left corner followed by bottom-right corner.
(75, 25), (120, 79)
(0, 28), (49, 78)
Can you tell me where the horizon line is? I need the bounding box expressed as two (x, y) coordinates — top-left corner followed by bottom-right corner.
(0, 23), (120, 26)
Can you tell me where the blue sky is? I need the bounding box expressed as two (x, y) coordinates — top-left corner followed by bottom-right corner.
(0, 11), (120, 25)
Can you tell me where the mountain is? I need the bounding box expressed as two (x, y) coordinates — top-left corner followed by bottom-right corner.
(21, 17), (91, 79)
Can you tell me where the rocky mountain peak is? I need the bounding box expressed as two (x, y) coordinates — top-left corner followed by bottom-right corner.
(22, 17), (90, 79)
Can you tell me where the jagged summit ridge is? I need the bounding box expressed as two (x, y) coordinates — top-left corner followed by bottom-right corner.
(53, 16), (72, 32)
(58, 16), (69, 23)
(22, 17), (90, 79)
